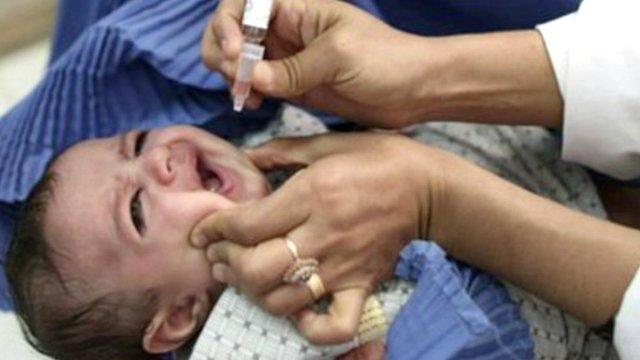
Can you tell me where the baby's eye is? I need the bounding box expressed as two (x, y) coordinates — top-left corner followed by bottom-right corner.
(134, 131), (149, 157)
(130, 189), (146, 236)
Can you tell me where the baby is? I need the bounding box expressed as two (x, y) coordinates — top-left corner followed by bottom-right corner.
(7, 120), (538, 360)
(6, 125), (272, 359)
(5, 114), (614, 359)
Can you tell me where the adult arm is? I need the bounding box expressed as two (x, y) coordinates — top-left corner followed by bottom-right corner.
(535, 3), (640, 354)
(190, 134), (640, 347)
(432, 149), (640, 359)
(430, 151), (640, 326)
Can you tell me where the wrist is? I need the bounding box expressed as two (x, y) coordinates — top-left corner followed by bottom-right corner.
(411, 31), (563, 127)
(405, 142), (464, 243)
(404, 36), (453, 124)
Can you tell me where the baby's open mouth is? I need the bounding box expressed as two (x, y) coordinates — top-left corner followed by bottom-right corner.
(195, 152), (235, 196)
(197, 155), (222, 192)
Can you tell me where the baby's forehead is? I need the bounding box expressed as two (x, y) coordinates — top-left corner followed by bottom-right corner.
(54, 136), (116, 166)
(47, 137), (119, 207)
(43, 198), (131, 297)
(44, 140), (123, 276)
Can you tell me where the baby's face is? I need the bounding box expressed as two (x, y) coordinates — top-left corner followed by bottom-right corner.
(44, 126), (270, 305)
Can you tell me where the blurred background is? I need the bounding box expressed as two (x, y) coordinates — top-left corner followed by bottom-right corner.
(0, 0), (56, 115)
(1, 3), (57, 358)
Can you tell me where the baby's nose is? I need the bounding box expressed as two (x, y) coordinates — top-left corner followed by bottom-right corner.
(143, 145), (175, 185)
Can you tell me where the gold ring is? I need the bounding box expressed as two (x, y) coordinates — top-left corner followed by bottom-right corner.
(282, 238), (320, 284)
(283, 258), (319, 283)
(305, 273), (326, 300)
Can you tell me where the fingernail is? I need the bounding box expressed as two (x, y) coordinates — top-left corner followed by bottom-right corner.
(144, 321), (156, 334)
(212, 264), (226, 283)
(192, 234), (206, 247)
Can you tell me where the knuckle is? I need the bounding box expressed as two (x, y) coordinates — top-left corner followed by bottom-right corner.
(211, 10), (226, 32)
(281, 55), (303, 95)
(311, 172), (350, 213)
(327, 32), (353, 60)
(311, 169), (345, 195)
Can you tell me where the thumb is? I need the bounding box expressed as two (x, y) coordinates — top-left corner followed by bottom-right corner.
(245, 137), (314, 171)
(247, 134), (360, 171)
(251, 40), (337, 98)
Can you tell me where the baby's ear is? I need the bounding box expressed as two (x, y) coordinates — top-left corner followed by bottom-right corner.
(142, 293), (211, 354)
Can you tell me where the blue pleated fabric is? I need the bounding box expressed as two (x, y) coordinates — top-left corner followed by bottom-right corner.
(389, 241), (533, 359)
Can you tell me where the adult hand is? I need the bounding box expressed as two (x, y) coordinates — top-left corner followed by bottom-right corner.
(202, 0), (438, 127)
(190, 133), (451, 344)
(203, 0), (564, 128)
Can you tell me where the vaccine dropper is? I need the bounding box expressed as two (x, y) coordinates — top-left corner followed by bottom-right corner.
(232, 0), (273, 112)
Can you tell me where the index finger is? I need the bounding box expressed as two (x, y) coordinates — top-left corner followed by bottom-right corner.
(204, 0), (244, 65)
(206, 238), (294, 295)
(215, 0), (245, 58)
(190, 171), (310, 247)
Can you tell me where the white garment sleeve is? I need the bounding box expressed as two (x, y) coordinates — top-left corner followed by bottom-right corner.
(537, 0), (640, 180)
(538, 2), (640, 358)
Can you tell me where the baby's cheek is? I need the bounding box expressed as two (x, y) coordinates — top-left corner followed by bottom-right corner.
(175, 246), (216, 291)
(120, 252), (168, 290)
(152, 192), (232, 262)
(153, 196), (200, 236)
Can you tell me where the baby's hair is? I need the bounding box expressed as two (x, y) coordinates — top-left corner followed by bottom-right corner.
(6, 171), (161, 360)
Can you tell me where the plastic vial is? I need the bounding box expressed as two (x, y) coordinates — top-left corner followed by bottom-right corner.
(232, 0), (273, 112)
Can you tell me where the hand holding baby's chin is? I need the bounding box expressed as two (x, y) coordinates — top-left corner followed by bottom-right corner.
(190, 132), (455, 344)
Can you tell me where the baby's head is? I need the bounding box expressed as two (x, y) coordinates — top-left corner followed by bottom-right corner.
(6, 125), (270, 359)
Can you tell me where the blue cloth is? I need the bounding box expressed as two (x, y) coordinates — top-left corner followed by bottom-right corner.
(389, 241), (533, 359)
(0, 0), (581, 310)
(354, 0), (580, 36)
